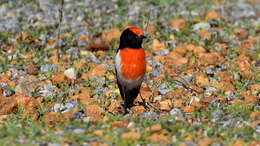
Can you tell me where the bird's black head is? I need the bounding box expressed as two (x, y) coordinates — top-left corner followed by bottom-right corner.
(119, 27), (146, 50)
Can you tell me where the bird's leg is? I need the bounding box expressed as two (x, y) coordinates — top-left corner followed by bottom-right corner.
(139, 93), (148, 110)
(122, 86), (129, 115)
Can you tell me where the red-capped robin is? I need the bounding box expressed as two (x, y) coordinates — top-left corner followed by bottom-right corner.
(115, 26), (146, 113)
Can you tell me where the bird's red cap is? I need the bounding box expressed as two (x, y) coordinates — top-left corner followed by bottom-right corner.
(128, 26), (144, 36)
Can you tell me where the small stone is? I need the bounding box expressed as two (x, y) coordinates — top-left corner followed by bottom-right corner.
(86, 37), (109, 51)
(193, 22), (210, 31)
(205, 10), (221, 20)
(140, 111), (158, 119)
(152, 39), (166, 52)
(150, 124), (162, 132)
(121, 132), (141, 140)
(198, 137), (211, 146)
(234, 28), (249, 40)
(159, 100), (172, 111)
(92, 88), (108, 95)
(211, 109), (223, 121)
(158, 83), (171, 95)
(92, 77), (105, 87)
(64, 68), (76, 80)
(40, 64), (58, 73)
(39, 84), (54, 97)
(170, 18), (187, 30)
(3, 89), (14, 97)
(170, 108), (182, 116)
(150, 69), (162, 77)
(73, 128), (85, 134)
(48, 143), (60, 146)
(127, 122), (136, 129)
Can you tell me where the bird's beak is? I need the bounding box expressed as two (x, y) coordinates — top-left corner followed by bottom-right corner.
(140, 35), (146, 39)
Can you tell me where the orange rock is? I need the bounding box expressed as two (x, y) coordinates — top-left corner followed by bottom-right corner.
(200, 30), (211, 39)
(185, 44), (206, 54)
(170, 18), (187, 29)
(107, 101), (124, 114)
(189, 84), (204, 93)
(184, 134), (193, 141)
(82, 65), (107, 80)
(152, 39), (166, 52)
(27, 63), (38, 75)
(230, 99), (244, 105)
(79, 35), (89, 42)
(85, 104), (104, 122)
(169, 34), (175, 40)
(93, 130), (103, 136)
(200, 97), (215, 104)
(135, 87), (152, 103)
(251, 120), (260, 128)
(245, 95), (258, 104)
(236, 60), (251, 72)
(205, 10), (221, 20)
(165, 51), (188, 67)
(198, 137), (211, 146)
(48, 56), (59, 65)
(159, 100), (172, 111)
(250, 84), (260, 92)
(217, 72), (233, 83)
(70, 89), (93, 105)
(103, 28), (121, 41)
(146, 25), (155, 35)
(74, 59), (86, 69)
(111, 121), (128, 130)
(121, 131), (141, 140)
(85, 104), (104, 116)
(173, 45), (186, 56)
(150, 124), (162, 132)
(234, 28), (249, 40)
(86, 37), (109, 51)
(182, 105), (195, 113)
(195, 72), (210, 87)
(173, 99), (183, 108)
(232, 141), (244, 146)
(250, 141), (260, 146)
(44, 112), (72, 127)
(13, 93), (40, 119)
(130, 105), (145, 114)
(164, 89), (186, 99)
(198, 53), (219, 67)
(17, 33), (29, 41)
(148, 133), (170, 145)
(0, 97), (18, 115)
(250, 112), (260, 119)
(47, 36), (59, 47)
(214, 81), (235, 92)
(51, 72), (66, 84)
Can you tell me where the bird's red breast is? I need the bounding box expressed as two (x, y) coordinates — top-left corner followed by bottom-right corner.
(119, 48), (146, 80)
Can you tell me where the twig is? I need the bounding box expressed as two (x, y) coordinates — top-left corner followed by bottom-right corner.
(57, 0), (64, 60)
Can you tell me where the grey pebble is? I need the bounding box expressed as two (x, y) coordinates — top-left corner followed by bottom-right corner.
(139, 111), (158, 119)
(158, 83), (171, 95)
(48, 143), (61, 146)
(3, 89), (14, 97)
(211, 109), (223, 121)
(53, 100), (78, 113)
(170, 108), (182, 117)
(92, 88), (108, 95)
(73, 128), (86, 134)
(150, 69), (162, 77)
(40, 64), (58, 73)
(92, 77), (106, 87)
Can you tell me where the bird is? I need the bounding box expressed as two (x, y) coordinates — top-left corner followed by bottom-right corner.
(115, 26), (146, 114)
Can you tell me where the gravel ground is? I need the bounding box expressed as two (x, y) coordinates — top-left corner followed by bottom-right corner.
(0, 0), (260, 145)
